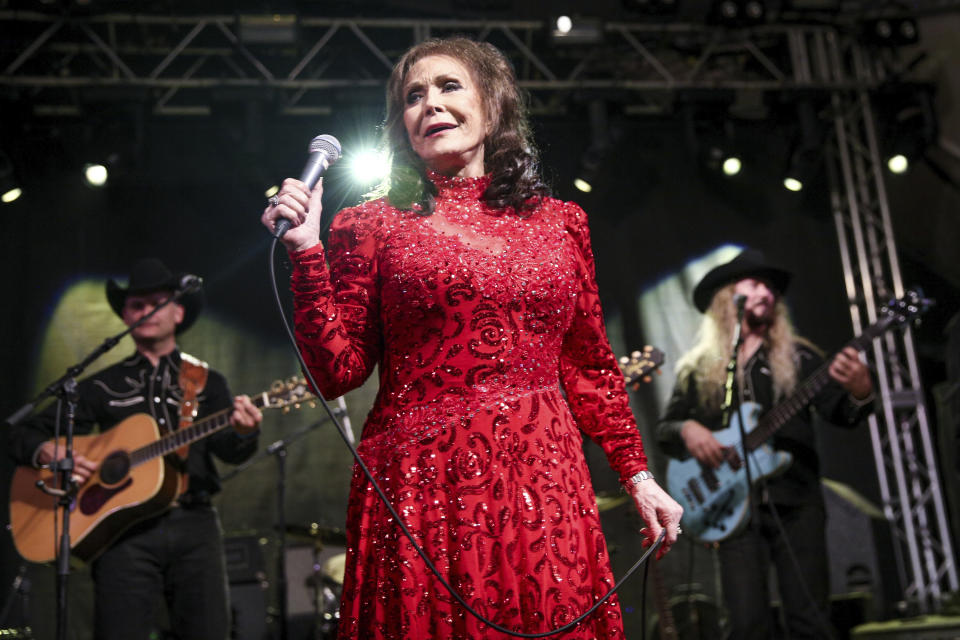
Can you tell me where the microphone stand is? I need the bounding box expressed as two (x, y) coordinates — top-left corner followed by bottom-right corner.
(220, 412), (344, 640)
(3, 285), (198, 640)
(720, 303), (756, 531)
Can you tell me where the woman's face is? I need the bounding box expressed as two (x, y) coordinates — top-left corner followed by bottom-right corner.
(402, 54), (488, 178)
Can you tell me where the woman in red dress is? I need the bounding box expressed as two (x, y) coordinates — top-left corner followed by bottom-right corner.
(262, 37), (683, 639)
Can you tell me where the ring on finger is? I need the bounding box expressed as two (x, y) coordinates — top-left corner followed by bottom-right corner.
(268, 195), (280, 208)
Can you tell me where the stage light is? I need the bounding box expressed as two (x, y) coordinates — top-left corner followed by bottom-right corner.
(709, 0), (766, 25)
(863, 17), (919, 46)
(549, 16), (603, 45)
(347, 148), (390, 186)
(84, 163), (108, 187)
(780, 99), (824, 193)
(886, 154), (909, 174)
(722, 156), (742, 176)
(572, 100), (609, 194)
(0, 150), (21, 203)
(2, 186), (22, 203)
(878, 86), (936, 176)
(238, 14), (297, 44)
(743, 0), (765, 21)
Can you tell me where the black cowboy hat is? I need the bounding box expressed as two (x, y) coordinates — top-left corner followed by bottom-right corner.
(692, 248), (792, 313)
(106, 258), (203, 334)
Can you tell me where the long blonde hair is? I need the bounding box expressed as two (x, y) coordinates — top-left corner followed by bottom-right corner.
(675, 283), (815, 411)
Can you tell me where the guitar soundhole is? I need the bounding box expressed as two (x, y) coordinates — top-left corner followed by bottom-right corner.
(99, 451), (131, 486)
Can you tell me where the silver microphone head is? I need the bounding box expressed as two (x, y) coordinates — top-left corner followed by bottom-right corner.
(179, 274), (203, 293)
(310, 134), (342, 164)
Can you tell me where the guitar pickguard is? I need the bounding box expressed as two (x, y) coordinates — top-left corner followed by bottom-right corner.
(667, 401), (793, 542)
(78, 478), (134, 516)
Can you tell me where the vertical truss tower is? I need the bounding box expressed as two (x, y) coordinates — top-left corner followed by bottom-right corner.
(813, 31), (958, 612)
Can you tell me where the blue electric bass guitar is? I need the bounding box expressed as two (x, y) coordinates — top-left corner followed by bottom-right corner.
(667, 290), (929, 543)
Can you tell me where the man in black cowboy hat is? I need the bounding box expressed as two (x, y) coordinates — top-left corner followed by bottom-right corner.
(655, 248), (874, 639)
(6, 257), (262, 640)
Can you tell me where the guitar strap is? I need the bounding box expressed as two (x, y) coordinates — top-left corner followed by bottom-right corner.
(175, 352), (209, 494)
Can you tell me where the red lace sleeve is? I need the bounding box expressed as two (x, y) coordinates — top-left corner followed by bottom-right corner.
(290, 205), (382, 399)
(558, 201), (648, 483)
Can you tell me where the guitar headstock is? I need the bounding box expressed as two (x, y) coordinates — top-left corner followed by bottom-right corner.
(618, 345), (666, 390)
(263, 376), (316, 412)
(880, 289), (933, 328)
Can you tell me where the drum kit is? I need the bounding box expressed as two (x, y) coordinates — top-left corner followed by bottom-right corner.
(265, 492), (721, 640)
(284, 523), (347, 640)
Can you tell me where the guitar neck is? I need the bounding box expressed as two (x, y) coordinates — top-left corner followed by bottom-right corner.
(129, 394), (269, 467)
(742, 325), (882, 453)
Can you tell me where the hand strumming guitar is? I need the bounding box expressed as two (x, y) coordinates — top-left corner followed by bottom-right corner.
(35, 442), (97, 486)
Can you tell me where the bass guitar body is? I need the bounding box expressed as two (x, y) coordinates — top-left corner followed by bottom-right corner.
(9, 414), (179, 564)
(666, 401), (793, 543)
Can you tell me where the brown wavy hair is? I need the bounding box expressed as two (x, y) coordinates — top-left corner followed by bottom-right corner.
(675, 283), (820, 411)
(375, 37), (550, 214)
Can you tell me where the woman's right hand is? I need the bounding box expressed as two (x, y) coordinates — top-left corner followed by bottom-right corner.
(261, 177), (325, 252)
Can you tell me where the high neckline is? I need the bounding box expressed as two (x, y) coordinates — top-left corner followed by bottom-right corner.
(428, 170), (491, 201)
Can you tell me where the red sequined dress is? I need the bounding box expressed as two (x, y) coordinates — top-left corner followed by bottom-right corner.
(290, 172), (648, 639)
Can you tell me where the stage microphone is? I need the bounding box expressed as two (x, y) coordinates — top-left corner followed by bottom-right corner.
(273, 134), (342, 239)
(179, 274), (203, 293)
(733, 293), (747, 320)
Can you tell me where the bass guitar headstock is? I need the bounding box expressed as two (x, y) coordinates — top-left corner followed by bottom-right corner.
(880, 289), (933, 327)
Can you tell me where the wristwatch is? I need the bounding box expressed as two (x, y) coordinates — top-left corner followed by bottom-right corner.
(624, 470), (655, 488)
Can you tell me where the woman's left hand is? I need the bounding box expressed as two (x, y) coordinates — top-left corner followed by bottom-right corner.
(627, 479), (684, 559)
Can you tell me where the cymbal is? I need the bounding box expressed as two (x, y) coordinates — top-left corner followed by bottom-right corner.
(284, 523), (347, 547)
(595, 492), (631, 512)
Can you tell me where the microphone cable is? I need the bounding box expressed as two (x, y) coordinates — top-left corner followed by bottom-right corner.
(268, 236), (663, 638)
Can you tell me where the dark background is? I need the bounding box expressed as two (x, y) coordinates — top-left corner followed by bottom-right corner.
(2, 3), (959, 639)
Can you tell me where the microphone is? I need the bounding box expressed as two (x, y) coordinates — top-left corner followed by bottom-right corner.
(179, 274), (203, 293)
(733, 293), (747, 321)
(273, 134), (342, 239)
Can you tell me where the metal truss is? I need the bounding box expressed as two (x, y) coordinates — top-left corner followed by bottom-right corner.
(818, 31), (959, 612)
(2, 5), (953, 612)
(0, 11), (883, 116)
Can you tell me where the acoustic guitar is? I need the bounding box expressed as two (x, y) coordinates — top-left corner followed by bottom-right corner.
(9, 377), (313, 564)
